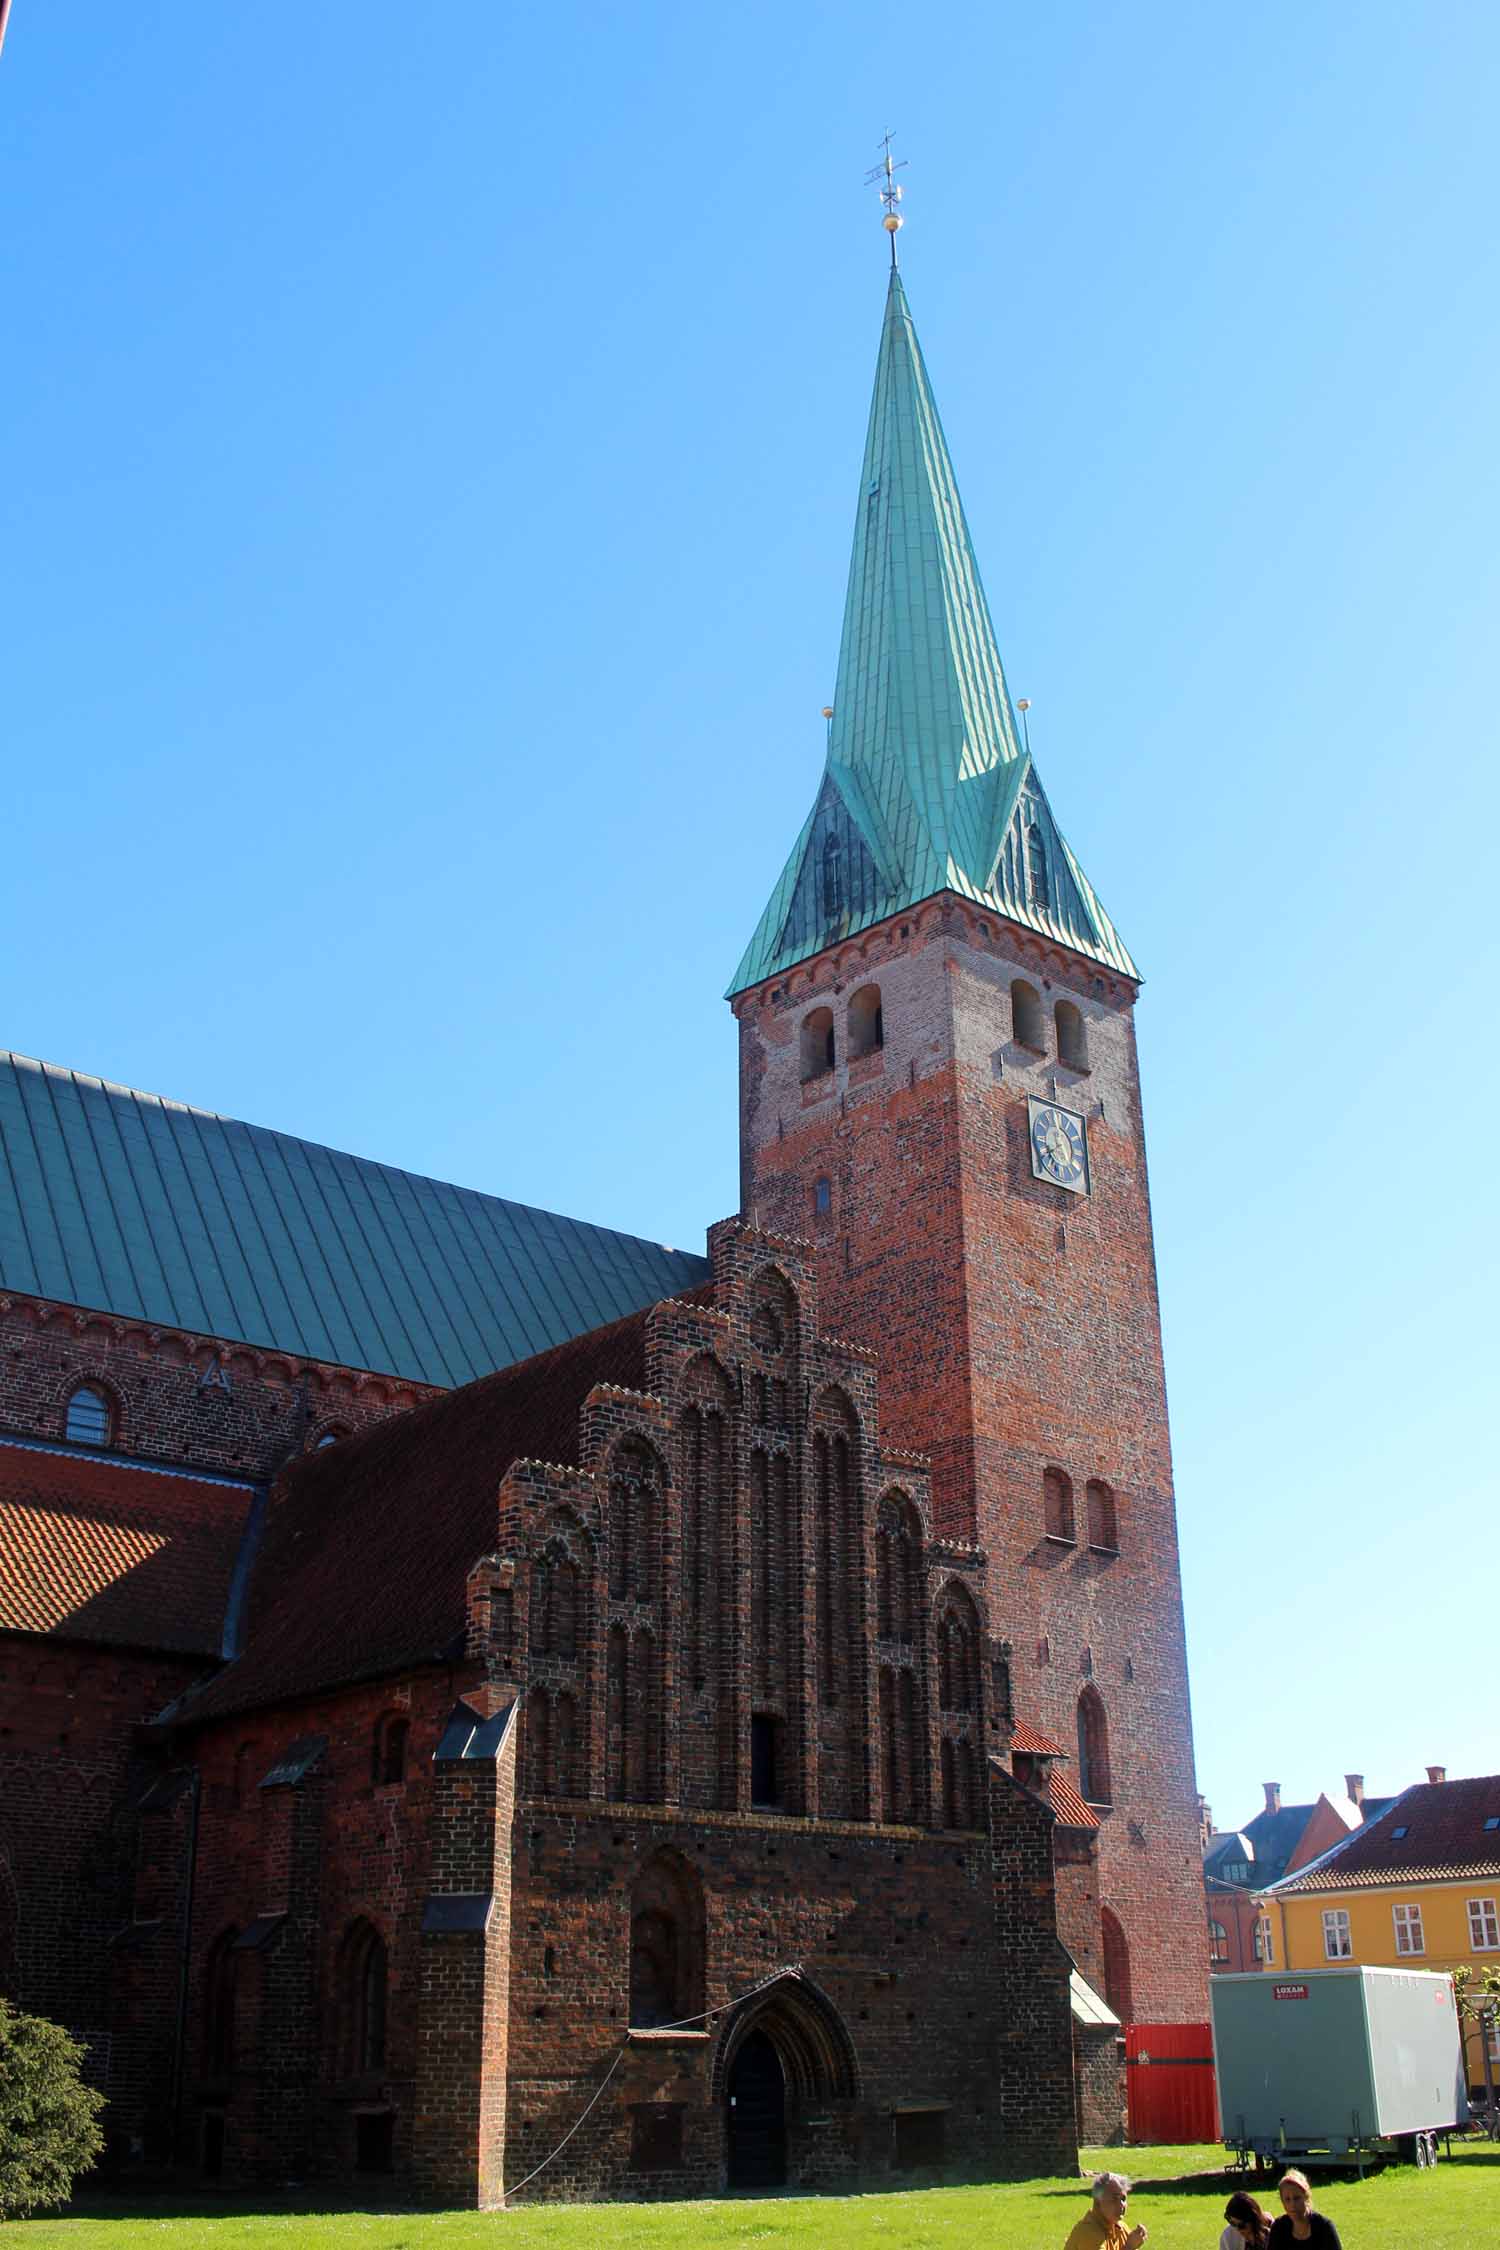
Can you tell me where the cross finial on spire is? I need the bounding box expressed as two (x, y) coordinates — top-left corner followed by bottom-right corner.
(865, 131), (908, 266)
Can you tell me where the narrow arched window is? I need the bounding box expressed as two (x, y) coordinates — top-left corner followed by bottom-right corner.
(813, 1176), (831, 1217)
(1209, 1918), (1229, 1965)
(1025, 821), (1049, 908)
(341, 1921), (388, 2075)
(1055, 999), (1087, 1070)
(1086, 1480), (1118, 1553)
(64, 1384), (113, 1447)
(800, 1005), (836, 1082)
(372, 1714), (408, 1787)
(821, 830), (846, 921)
(1101, 1907), (1132, 2021)
(1044, 1466), (1074, 1543)
(1010, 979), (1045, 1051)
(1078, 1686), (1112, 1806)
(848, 984), (884, 1059)
(204, 1927), (239, 2076)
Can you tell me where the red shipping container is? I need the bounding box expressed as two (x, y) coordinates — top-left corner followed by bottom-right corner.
(1124, 2022), (1220, 2143)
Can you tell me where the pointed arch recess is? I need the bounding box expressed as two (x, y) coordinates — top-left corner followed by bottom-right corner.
(711, 1971), (860, 2103)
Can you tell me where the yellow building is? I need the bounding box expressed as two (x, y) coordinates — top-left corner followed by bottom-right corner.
(1261, 1768), (1500, 2096)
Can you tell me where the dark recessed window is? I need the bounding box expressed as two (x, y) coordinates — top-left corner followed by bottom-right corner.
(750, 1714), (780, 1809)
(893, 2109), (945, 2169)
(1391, 1825), (1408, 1839)
(630, 2105), (684, 2171)
(354, 2110), (395, 2174)
(64, 1385), (112, 1447)
(814, 1177), (832, 1217)
(1486, 1817), (1500, 1832)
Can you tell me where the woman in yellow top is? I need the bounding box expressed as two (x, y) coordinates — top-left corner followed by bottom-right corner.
(1062, 2171), (1148, 2250)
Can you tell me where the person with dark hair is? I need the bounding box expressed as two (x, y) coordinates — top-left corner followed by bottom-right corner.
(1221, 2188), (1272, 2247)
(1268, 2169), (1342, 2246)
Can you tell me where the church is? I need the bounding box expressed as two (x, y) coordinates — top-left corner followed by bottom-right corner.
(0, 248), (1207, 2203)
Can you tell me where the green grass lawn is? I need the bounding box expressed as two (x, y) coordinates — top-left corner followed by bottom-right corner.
(17, 2142), (1499, 2246)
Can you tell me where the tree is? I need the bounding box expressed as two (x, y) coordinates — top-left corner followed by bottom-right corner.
(0, 1999), (107, 2220)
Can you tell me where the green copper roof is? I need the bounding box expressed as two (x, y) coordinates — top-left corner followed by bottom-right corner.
(0, 1051), (708, 1389)
(729, 268), (1137, 995)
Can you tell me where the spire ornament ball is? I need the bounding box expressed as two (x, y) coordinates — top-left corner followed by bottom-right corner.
(866, 130), (908, 265)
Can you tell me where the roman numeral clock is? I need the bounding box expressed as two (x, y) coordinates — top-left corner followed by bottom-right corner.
(1028, 1096), (1090, 1195)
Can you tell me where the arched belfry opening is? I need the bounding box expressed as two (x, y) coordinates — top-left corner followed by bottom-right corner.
(716, 1971), (859, 2190)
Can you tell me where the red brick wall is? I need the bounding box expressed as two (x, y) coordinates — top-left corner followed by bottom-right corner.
(0, 1294), (433, 1482)
(736, 899), (1209, 2027)
(0, 1631), (202, 2130)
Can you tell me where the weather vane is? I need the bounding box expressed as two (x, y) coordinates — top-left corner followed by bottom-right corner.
(865, 131), (908, 265)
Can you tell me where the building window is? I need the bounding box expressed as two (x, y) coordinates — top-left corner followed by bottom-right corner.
(821, 830), (846, 922)
(64, 1384), (113, 1447)
(1100, 1907), (1132, 2021)
(1255, 1915), (1274, 1964)
(1055, 999), (1087, 1070)
(848, 983), (884, 1059)
(1025, 821), (1050, 908)
(800, 1005), (836, 1083)
(892, 2108), (945, 2169)
(1467, 1897), (1500, 1951)
(1393, 1902), (1425, 1956)
(630, 2105), (685, 2171)
(341, 1920), (388, 2076)
(204, 1927), (238, 2076)
(1209, 1918), (1229, 1965)
(1077, 1686), (1111, 1806)
(1010, 978), (1045, 1051)
(1043, 1465), (1075, 1543)
(813, 1176), (832, 1217)
(750, 1713), (780, 1809)
(1322, 1909), (1353, 1960)
(1085, 1479), (1117, 1552)
(371, 1714), (408, 1787)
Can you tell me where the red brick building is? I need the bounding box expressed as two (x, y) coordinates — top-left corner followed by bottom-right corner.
(0, 252), (1205, 2201)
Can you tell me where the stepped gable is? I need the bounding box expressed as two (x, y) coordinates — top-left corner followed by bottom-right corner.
(0, 1437), (259, 1657)
(0, 1049), (709, 1388)
(176, 1292), (709, 1721)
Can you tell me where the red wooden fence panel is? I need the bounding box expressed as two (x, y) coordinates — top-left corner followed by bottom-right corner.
(1124, 2022), (1220, 2142)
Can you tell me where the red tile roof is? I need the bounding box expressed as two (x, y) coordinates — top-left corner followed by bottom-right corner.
(177, 1298), (675, 1722)
(1012, 1719), (1068, 1758)
(1273, 1775), (1500, 1891)
(0, 1440), (257, 1656)
(1046, 1771), (1100, 1831)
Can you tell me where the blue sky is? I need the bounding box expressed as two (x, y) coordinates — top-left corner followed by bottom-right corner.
(4, 5), (1497, 1824)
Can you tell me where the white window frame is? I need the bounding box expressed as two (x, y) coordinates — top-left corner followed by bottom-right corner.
(1322, 1908), (1352, 1960)
(1257, 1914), (1275, 1965)
(1468, 1896), (1500, 1951)
(1392, 1902), (1425, 1956)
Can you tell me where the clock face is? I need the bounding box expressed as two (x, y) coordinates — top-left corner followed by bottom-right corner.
(1028, 1097), (1089, 1195)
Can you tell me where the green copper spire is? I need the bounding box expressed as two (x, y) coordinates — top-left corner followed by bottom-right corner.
(728, 268), (1137, 995)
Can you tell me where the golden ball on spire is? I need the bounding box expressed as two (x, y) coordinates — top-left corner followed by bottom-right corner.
(883, 213), (903, 234)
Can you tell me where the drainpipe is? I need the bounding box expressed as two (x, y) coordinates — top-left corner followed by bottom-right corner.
(169, 1767), (202, 2162)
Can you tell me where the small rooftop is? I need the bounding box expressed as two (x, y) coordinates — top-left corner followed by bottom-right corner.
(1270, 1773), (1500, 1892)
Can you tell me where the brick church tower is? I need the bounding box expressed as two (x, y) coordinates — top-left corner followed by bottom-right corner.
(729, 263), (1207, 2024)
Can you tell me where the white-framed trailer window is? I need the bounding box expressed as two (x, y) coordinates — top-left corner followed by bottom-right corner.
(1322, 1908), (1353, 1959)
(1468, 1897), (1500, 1951)
(1392, 1902), (1425, 1955)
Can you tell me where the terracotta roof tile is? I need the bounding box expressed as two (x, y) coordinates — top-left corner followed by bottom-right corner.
(1046, 1771), (1100, 1831)
(0, 1440), (257, 1657)
(177, 1294), (697, 1723)
(1272, 1775), (1500, 1892)
(1011, 1719), (1068, 1757)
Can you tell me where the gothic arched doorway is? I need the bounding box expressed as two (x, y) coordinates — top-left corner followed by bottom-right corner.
(727, 2028), (786, 2188)
(717, 1971), (859, 2191)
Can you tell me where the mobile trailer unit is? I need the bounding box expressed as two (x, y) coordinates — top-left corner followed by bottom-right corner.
(1211, 1966), (1467, 2171)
